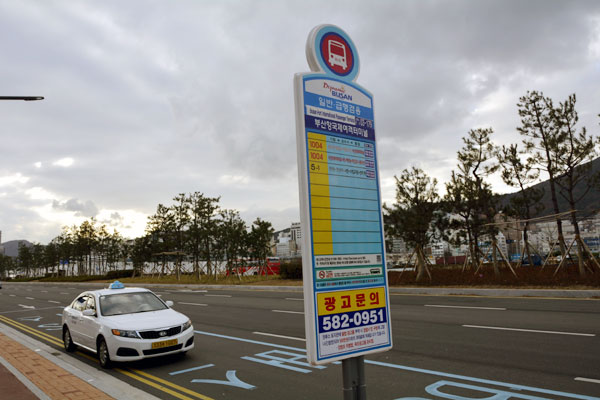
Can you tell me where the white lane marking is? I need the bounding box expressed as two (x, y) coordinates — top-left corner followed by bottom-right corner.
(194, 330), (599, 400)
(9, 295), (15, 297)
(253, 331), (305, 342)
(18, 304), (35, 309)
(170, 364), (215, 376)
(26, 297), (35, 300)
(48, 300), (61, 304)
(171, 290), (207, 293)
(178, 302), (208, 307)
(426, 304), (506, 310)
(205, 294), (232, 298)
(285, 298), (303, 301)
(272, 309), (304, 315)
(463, 325), (595, 337)
(575, 377), (600, 384)
(41, 291), (48, 293)
(60, 292), (69, 295)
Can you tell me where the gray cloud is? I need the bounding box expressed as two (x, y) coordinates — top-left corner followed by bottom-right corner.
(52, 198), (98, 217)
(1, 0), (599, 243)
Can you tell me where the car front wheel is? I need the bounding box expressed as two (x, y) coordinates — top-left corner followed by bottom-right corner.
(97, 337), (112, 368)
(63, 327), (75, 352)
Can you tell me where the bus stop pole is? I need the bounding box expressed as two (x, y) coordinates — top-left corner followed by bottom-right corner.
(342, 356), (366, 400)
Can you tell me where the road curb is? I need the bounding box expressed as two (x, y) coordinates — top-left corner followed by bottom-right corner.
(0, 322), (161, 400)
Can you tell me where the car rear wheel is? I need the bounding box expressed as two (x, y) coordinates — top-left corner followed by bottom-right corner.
(98, 338), (112, 368)
(63, 327), (75, 352)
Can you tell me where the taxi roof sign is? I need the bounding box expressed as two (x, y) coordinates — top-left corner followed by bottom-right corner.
(109, 280), (125, 289)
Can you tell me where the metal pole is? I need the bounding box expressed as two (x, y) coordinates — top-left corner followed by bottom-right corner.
(342, 358), (356, 400)
(357, 356), (366, 399)
(342, 356), (367, 400)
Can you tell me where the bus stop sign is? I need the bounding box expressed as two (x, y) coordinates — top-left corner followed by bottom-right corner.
(294, 24), (392, 365)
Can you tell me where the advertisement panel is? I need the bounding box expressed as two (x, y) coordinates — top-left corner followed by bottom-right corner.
(294, 24), (392, 365)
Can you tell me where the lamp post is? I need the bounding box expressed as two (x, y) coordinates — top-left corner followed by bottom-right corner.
(0, 96), (44, 101)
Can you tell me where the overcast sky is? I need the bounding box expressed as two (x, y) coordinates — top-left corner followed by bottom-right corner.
(1, 0), (599, 244)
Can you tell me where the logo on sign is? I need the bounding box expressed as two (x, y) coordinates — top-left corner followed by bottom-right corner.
(320, 33), (354, 76)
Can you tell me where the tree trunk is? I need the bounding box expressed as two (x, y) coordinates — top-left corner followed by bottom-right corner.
(415, 246), (426, 282)
(492, 236), (499, 276)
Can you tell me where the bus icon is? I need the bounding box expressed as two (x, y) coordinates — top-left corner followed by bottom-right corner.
(328, 40), (347, 70)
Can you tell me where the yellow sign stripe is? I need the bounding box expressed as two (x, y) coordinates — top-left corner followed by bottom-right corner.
(317, 287), (386, 316)
(128, 368), (215, 400)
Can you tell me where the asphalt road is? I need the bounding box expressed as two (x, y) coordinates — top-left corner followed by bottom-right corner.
(0, 282), (599, 400)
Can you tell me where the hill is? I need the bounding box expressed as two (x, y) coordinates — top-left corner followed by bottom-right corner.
(499, 157), (600, 219)
(1, 240), (33, 258)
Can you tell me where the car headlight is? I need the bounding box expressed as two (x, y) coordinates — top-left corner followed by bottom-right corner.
(111, 329), (139, 338)
(182, 319), (192, 331)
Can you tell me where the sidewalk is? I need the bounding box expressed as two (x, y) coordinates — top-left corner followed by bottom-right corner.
(0, 323), (159, 400)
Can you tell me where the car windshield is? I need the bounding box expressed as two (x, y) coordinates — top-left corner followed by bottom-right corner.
(99, 292), (168, 316)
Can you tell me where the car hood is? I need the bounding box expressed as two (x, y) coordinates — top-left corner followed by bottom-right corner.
(101, 308), (188, 331)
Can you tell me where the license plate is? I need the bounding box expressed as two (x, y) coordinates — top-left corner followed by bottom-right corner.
(151, 339), (177, 349)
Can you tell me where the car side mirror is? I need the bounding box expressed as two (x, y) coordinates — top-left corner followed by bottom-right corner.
(82, 309), (95, 317)
(165, 300), (174, 307)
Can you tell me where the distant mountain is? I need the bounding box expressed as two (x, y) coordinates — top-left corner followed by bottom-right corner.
(1, 240), (33, 258)
(499, 157), (600, 219)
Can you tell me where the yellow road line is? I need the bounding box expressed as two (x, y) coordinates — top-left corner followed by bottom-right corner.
(129, 368), (215, 400)
(117, 369), (198, 400)
(0, 314), (63, 343)
(0, 315), (214, 400)
(0, 315), (63, 347)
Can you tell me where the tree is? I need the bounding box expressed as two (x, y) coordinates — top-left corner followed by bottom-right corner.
(551, 94), (600, 276)
(186, 193), (220, 278)
(518, 91), (566, 255)
(218, 209), (248, 275)
(17, 243), (33, 277)
(445, 128), (498, 271)
(384, 167), (440, 282)
(171, 193), (191, 280)
(130, 235), (151, 277)
(248, 218), (274, 270)
(146, 204), (176, 276)
(497, 143), (544, 266)
(0, 254), (14, 279)
(74, 219), (98, 275)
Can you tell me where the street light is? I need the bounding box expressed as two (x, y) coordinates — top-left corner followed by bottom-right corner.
(0, 96), (44, 101)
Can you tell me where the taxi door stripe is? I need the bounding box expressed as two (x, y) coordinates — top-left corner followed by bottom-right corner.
(127, 368), (215, 400)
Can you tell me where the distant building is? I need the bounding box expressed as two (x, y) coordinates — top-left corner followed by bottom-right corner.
(0, 230), (4, 255)
(273, 223), (302, 258)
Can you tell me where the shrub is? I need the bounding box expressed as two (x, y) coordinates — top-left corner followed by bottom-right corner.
(280, 260), (303, 279)
(105, 270), (134, 280)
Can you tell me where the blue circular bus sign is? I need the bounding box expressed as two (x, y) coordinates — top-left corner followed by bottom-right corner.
(306, 24), (360, 81)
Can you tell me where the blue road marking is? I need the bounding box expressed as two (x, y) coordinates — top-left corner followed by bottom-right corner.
(194, 330), (598, 400)
(170, 364), (215, 376)
(367, 361), (600, 400)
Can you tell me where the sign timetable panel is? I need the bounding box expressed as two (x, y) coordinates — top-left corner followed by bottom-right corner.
(294, 24), (392, 365)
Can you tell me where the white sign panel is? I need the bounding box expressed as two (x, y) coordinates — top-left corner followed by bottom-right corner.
(294, 24), (392, 365)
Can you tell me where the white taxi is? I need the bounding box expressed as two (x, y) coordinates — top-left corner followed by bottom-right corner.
(62, 281), (194, 368)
